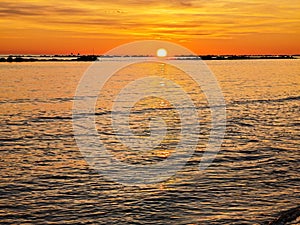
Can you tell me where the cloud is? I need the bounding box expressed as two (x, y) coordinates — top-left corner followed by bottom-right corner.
(0, 9), (41, 16)
(0, 1), (89, 17)
(0, 0), (299, 41)
(73, 0), (195, 7)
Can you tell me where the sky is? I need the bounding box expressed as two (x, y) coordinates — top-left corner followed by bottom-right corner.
(0, 0), (299, 55)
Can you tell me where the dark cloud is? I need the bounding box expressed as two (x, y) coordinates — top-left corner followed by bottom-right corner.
(73, 0), (194, 7)
(0, 1), (89, 17)
(0, 9), (41, 16)
(49, 18), (124, 26)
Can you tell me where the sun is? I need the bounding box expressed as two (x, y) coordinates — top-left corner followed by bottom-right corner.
(156, 48), (167, 57)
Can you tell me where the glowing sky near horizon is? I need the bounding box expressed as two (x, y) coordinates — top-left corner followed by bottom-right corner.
(0, 0), (299, 54)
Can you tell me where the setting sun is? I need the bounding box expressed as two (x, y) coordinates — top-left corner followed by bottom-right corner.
(157, 48), (167, 57)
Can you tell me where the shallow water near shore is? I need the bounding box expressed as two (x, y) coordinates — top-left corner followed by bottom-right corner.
(0, 59), (299, 224)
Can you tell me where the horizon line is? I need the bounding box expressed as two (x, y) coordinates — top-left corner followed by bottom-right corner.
(1, 53), (300, 56)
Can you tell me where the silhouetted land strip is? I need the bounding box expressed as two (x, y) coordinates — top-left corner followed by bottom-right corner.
(0, 55), (98, 62)
(176, 55), (297, 60)
(265, 205), (300, 225)
(0, 54), (298, 62)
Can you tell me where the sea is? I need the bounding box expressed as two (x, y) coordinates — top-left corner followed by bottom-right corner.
(0, 59), (299, 224)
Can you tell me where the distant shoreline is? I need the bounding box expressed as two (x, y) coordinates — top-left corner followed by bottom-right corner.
(0, 54), (298, 62)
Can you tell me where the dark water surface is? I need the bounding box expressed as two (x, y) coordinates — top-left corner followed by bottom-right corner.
(0, 60), (299, 224)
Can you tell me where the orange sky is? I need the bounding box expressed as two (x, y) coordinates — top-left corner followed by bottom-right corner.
(0, 0), (299, 55)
